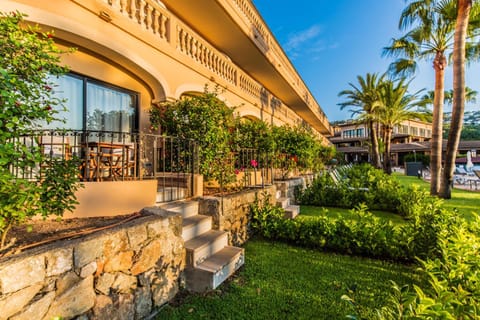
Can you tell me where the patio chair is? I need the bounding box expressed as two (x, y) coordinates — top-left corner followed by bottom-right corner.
(463, 169), (480, 190)
(328, 167), (368, 191)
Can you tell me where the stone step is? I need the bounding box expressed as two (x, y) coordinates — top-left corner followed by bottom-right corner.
(184, 230), (228, 268)
(275, 190), (282, 199)
(185, 246), (244, 292)
(284, 205), (300, 219)
(157, 200), (199, 218)
(182, 215), (212, 242)
(276, 197), (290, 208)
(156, 187), (187, 203)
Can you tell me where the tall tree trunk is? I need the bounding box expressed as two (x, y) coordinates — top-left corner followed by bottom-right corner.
(440, 0), (472, 199)
(430, 51), (447, 196)
(368, 120), (381, 168)
(383, 127), (393, 174)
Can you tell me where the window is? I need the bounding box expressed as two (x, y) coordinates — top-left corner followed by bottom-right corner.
(47, 74), (138, 133)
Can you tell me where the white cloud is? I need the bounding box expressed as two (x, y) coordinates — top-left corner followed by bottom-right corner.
(284, 25), (322, 52)
(282, 25), (338, 60)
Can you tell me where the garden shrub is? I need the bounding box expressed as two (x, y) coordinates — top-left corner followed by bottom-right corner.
(151, 86), (237, 184)
(376, 215), (480, 319)
(298, 164), (431, 218)
(0, 11), (80, 249)
(250, 193), (456, 262)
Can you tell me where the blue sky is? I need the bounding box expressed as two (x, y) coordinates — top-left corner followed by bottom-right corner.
(252, 0), (480, 121)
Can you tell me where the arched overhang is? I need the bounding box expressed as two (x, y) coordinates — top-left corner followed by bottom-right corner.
(8, 2), (169, 102)
(236, 105), (262, 121)
(174, 84), (206, 100)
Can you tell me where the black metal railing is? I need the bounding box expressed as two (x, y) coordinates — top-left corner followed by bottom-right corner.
(12, 130), (317, 200)
(12, 130), (199, 201)
(233, 148), (274, 188)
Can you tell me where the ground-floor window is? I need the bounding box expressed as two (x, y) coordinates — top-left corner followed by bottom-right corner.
(47, 73), (138, 133)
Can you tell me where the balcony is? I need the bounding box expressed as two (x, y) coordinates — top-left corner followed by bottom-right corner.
(69, 0), (331, 135)
(161, 0), (332, 135)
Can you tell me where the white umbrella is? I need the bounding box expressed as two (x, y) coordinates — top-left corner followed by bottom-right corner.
(466, 151), (474, 172)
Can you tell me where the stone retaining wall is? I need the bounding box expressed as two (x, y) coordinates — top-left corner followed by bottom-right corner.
(275, 174), (315, 203)
(198, 186), (276, 246)
(0, 213), (184, 320)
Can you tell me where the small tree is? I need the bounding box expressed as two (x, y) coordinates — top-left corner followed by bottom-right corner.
(151, 86), (237, 183)
(0, 11), (79, 249)
(272, 124), (327, 177)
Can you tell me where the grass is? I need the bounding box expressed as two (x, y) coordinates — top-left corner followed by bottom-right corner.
(157, 238), (422, 320)
(299, 205), (407, 225)
(299, 174), (479, 223)
(156, 173), (478, 319)
(393, 174), (480, 221)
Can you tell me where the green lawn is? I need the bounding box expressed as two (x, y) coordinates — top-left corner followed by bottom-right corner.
(299, 205), (407, 225)
(157, 238), (421, 320)
(394, 174), (480, 221)
(156, 173), (478, 319)
(299, 174), (479, 223)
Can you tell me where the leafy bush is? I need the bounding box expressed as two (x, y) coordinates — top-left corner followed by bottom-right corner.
(250, 197), (454, 262)
(298, 164), (432, 218)
(272, 125), (333, 177)
(0, 12), (79, 249)
(403, 153), (430, 166)
(151, 86), (237, 183)
(377, 216), (480, 319)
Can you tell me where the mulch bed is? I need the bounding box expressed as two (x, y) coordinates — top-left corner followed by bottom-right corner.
(0, 212), (142, 260)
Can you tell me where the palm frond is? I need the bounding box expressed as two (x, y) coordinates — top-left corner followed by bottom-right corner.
(386, 59), (418, 78)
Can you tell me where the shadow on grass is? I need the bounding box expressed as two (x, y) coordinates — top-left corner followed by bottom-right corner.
(157, 238), (422, 320)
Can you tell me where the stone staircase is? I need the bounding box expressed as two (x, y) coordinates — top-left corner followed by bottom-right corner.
(275, 184), (300, 219)
(156, 187), (187, 202)
(158, 200), (244, 292)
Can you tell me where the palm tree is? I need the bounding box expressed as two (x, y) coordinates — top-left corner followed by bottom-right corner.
(383, 0), (457, 195)
(419, 86), (477, 106)
(440, 0), (474, 198)
(338, 73), (385, 168)
(376, 78), (424, 174)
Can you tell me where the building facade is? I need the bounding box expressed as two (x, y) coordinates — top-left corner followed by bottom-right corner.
(3, 0), (332, 216)
(330, 119), (432, 165)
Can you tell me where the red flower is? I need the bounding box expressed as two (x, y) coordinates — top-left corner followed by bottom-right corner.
(47, 33), (53, 39)
(44, 85), (52, 91)
(234, 169), (240, 175)
(250, 159), (258, 168)
(45, 105), (52, 111)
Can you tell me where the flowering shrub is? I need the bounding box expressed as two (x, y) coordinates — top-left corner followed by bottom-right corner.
(150, 86), (237, 183)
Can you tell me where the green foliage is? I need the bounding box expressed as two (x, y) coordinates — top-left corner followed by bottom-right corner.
(377, 216), (480, 319)
(250, 194), (454, 262)
(252, 170), (456, 261)
(151, 87), (236, 183)
(157, 238), (420, 319)
(272, 124), (334, 177)
(40, 158), (82, 217)
(298, 164), (406, 213)
(233, 119), (275, 152)
(0, 11), (79, 248)
(404, 153), (430, 166)
(151, 91), (333, 183)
